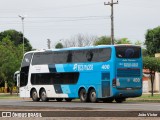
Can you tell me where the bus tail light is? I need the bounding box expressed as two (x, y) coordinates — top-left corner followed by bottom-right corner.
(112, 78), (116, 87)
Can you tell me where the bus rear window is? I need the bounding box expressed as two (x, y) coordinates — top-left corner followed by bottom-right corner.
(115, 46), (141, 58)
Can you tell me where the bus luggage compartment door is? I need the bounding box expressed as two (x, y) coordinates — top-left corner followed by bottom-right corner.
(101, 72), (110, 97)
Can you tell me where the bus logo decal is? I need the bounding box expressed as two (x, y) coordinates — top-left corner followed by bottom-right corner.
(73, 64), (78, 71)
(73, 64), (93, 71)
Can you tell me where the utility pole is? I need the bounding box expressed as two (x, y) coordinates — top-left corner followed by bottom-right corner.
(104, 0), (118, 45)
(47, 39), (51, 49)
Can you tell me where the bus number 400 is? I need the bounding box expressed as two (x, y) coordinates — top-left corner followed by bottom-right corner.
(101, 65), (110, 70)
(133, 78), (140, 82)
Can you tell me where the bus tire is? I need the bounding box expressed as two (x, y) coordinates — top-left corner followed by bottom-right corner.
(31, 89), (40, 102)
(89, 89), (97, 103)
(40, 89), (49, 102)
(79, 88), (88, 102)
(56, 98), (63, 102)
(65, 98), (72, 102)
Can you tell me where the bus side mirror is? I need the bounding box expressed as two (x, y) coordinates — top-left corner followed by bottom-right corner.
(17, 73), (20, 87)
(14, 71), (20, 87)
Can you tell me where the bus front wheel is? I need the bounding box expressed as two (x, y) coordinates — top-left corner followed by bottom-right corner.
(79, 88), (88, 102)
(40, 89), (49, 102)
(89, 89), (97, 103)
(31, 89), (40, 102)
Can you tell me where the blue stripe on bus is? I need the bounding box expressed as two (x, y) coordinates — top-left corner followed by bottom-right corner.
(55, 64), (65, 72)
(61, 85), (71, 94)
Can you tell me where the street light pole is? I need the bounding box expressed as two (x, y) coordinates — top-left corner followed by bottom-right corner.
(47, 39), (51, 49)
(18, 15), (25, 55)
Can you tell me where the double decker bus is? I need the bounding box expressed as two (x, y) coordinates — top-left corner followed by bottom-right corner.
(17, 45), (142, 103)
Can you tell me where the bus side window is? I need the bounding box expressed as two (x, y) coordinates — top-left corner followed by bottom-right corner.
(86, 51), (93, 62)
(66, 51), (72, 63)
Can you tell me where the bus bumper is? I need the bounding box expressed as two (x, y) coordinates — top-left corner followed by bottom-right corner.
(112, 88), (142, 98)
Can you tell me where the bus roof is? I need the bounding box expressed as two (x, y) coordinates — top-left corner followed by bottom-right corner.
(24, 44), (140, 55)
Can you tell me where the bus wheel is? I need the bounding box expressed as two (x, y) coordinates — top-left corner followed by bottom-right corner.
(79, 88), (88, 102)
(89, 89), (97, 103)
(40, 89), (49, 102)
(65, 98), (72, 102)
(115, 98), (124, 103)
(31, 89), (40, 102)
(56, 98), (63, 102)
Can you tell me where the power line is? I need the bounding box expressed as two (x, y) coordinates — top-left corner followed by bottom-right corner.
(0, 16), (110, 24)
(27, 17), (110, 23)
(0, 15), (109, 19)
(28, 16), (109, 19)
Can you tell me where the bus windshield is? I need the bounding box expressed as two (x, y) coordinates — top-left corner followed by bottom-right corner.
(115, 46), (141, 58)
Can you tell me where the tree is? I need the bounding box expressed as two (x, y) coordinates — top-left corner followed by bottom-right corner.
(142, 49), (148, 57)
(0, 37), (23, 94)
(143, 57), (160, 96)
(145, 26), (160, 56)
(133, 40), (147, 56)
(135, 40), (143, 46)
(94, 36), (132, 45)
(94, 36), (111, 45)
(63, 34), (97, 47)
(115, 38), (132, 44)
(0, 29), (32, 51)
(55, 42), (63, 49)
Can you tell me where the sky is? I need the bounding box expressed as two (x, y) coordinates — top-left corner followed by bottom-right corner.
(0, 0), (160, 49)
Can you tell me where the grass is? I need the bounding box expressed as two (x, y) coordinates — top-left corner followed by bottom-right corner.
(139, 94), (160, 99)
(0, 93), (19, 99)
(127, 94), (160, 102)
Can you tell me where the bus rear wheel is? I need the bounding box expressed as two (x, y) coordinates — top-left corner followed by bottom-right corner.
(79, 88), (88, 102)
(40, 89), (49, 102)
(31, 89), (40, 102)
(89, 89), (97, 103)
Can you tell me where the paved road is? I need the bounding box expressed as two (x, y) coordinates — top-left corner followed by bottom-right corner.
(0, 99), (160, 111)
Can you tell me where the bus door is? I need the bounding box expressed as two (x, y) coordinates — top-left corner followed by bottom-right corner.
(20, 53), (33, 97)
